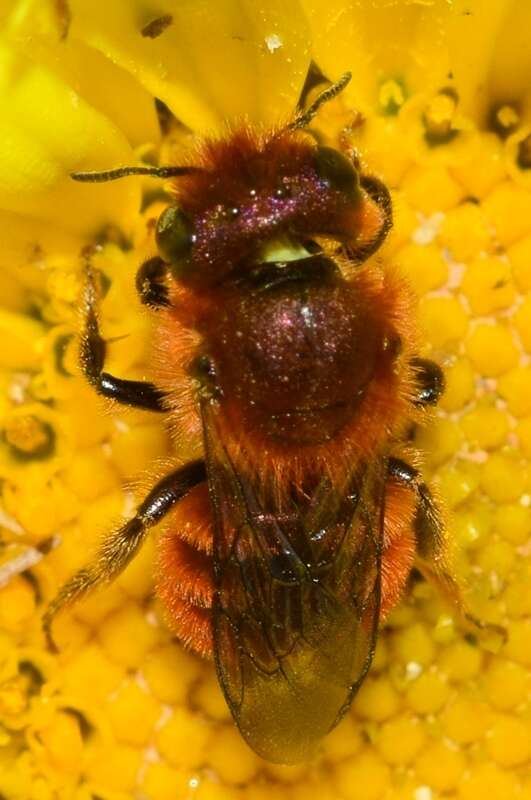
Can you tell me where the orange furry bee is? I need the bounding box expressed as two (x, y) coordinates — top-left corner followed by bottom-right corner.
(44, 74), (454, 763)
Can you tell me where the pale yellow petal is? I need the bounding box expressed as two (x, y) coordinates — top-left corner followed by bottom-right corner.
(7, 0), (311, 132)
(0, 43), (139, 237)
(302, 0), (517, 121)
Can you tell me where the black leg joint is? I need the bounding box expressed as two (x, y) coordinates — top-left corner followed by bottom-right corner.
(388, 457), (418, 484)
(138, 459), (207, 522)
(98, 373), (166, 410)
(136, 256), (170, 308)
(411, 358), (444, 406)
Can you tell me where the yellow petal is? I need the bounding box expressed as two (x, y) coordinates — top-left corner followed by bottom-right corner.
(0, 42), (139, 236)
(63, 0), (310, 131)
(0, 209), (81, 282)
(302, 0), (516, 121)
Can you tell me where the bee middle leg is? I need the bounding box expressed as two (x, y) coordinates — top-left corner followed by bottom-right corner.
(411, 357), (445, 407)
(81, 247), (166, 411)
(43, 459), (206, 649)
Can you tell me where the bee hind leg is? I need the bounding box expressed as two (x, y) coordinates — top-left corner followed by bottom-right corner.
(42, 459), (206, 650)
(80, 246), (166, 411)
(388, 457), (506, 644)
(388, 457), (463, 604)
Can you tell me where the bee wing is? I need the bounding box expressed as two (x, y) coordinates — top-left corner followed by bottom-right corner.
(202, 402), (384, 764)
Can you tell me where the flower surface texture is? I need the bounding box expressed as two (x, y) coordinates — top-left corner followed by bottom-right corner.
(0, 1), (531, 799)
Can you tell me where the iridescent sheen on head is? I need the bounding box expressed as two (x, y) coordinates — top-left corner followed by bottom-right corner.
(156, 129), (369, 286)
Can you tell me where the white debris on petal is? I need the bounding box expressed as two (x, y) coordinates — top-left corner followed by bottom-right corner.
(412, 212), (445, 245)
(265, 33), (282, 52)
(406, 661), (423, 680)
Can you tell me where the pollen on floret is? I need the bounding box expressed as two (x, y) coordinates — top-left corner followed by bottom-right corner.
(477, 536), (515, 578)
(438, 358), (475, 412)
(376, 713), (426, 765)
(436, 460), (480, 508)
(438, 201), (492, 262)
(419, 295), (469, 351)
(495, 503), (531, 546)
(0, 577), (36, 633)
(352, 676), (400, 722)
(480, 452), (527, 504)
(141, 762), (195, 800)
(482, 658), (529, 710)
(107, 679), (161, 746)
(482, 181), (531, 246)
(452, 501), (493, 551)
(402, 164), (464, 213)
(85, 741), (143, 793)
(504, 571), (531, 617)
(439, 639), (483, 682)
(415, 417), (463, 468)
(459, 762), (520, 800)
(440, 695), (491, 744)
(450, 132), (505, 198)
(498, 367), (531, 417)
(98, 602), (161, 668)
(461, 404), (510, 450)
(395, 242), (448, 296)
(503, 620), (531, 667)
(415, 739), (466, 793)
(192, 669), (232, 721)
(513, 295), (531, 352)
(37, 710), (84, 774)
(391, 622), (436, 668)
(156, 707), (210, 769)
(142, 644), (200, 706)
(207, 725), (259, 785)
(461, 256), (515, 316)
(486, 714), (531, 767)
(333, 749), (390, 800)
(518, 417), (531, 457)
(508, 234), (531, 291)
(322, 715), (363, 762)
(466, 323), (519, 377)
(405, 668), (450, 714)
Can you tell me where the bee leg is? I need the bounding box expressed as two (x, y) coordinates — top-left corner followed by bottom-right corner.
(135, 256), (170, 308)
(81, 247), (166, 411)
(411, 357), (445, 407)
(380, 471), (417, 619)
(388, 457), (460, 604)
(388, 458), (506, 644)
(42, 459), (206, 650)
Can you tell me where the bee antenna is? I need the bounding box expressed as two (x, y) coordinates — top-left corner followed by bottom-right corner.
(71, 165), (202, 183)
(287, 71), (352, 132)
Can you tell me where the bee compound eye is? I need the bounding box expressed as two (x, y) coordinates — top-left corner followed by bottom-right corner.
(155, 205), (195, 269)
(314, 146), (360, 202)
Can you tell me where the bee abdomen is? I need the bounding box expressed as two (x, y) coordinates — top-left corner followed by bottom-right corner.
(156, 483), (215, 658)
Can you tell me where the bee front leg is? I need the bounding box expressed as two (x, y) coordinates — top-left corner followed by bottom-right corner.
(43, 459), (206, 650)
(81, 247), (166, 411)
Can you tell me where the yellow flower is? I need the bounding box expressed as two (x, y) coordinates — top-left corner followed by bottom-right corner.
(0, 1), (530, 798)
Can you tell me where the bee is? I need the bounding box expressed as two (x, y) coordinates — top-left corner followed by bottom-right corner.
(43, 73), (456, 764)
